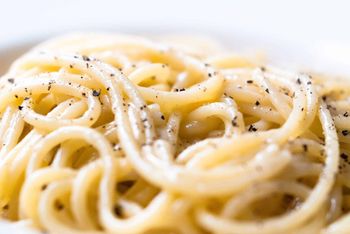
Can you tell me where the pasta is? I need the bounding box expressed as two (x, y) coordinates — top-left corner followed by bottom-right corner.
(0, 33), (350, 234)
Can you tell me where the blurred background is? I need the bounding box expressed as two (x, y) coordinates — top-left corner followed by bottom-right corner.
(1, 0), (350, 75)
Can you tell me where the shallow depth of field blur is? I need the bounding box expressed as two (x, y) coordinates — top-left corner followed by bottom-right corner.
(1, 0), (350, 76)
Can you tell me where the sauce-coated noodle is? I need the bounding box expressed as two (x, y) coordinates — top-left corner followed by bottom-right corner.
(0, 33), (349, 234)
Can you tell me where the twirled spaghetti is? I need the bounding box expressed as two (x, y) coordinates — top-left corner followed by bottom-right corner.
(0, 33), (350, 234)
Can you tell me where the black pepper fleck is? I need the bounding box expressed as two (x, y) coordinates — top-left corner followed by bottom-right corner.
(231, 116), (238, 127)
(341, 153), (349, 161)
(82, 55), (90, 61)
(248, 125), (257, 132)
(92, 90), (100, 97)
(302, 144), (308, 152)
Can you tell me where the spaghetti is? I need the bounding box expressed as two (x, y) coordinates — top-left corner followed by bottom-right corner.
(0, 33), (349, 233)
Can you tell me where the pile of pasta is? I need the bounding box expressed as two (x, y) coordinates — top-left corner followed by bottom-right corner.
(0, 34), (350, 234)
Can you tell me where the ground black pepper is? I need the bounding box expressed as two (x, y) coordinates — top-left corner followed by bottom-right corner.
(248, 125), (257, 132)
(82, 55), (90, 61)
(92, 90), (101, 97)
